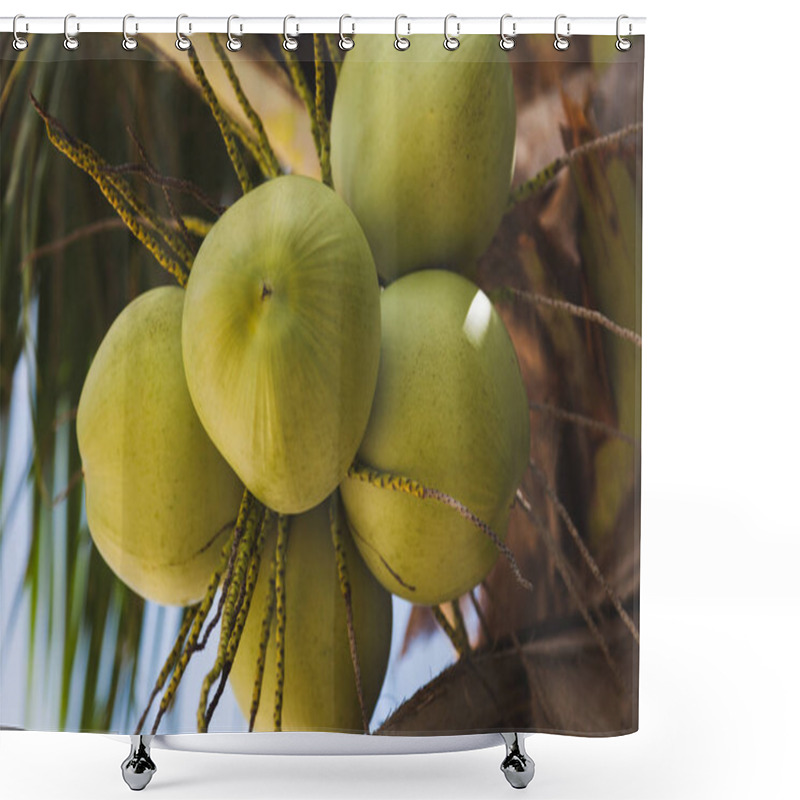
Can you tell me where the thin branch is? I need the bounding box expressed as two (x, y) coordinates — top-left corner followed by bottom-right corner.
(515, 488), (624, 687)
(249, 543), (277, 731)
(431, 605), (467, 657)
(136, 529), (234, 734)
(0, 46), (29, 115)
(324, 33), (343, 79)
(527, 459), (640, 645)
(225, 115), (275, 181)
(181, 216), (215, 238)
(18, 215), (214, 279)
(18, 218), (125, 273)
(102, 162), (226, 217)
(187, 45), (252, 194)
(508, 121), (642, 209)
(40, 101), (194, 268)
(313, 34), (332, 186)
(495, 286), (642, 348)
(30, 94), (190, 285)
(127, 127), (195, 256)
(529, 401), (638, 446)
(52, 406), (78, 430)
(273, 515), (290, 731)
(196, 492), (253, 653)
(347, 462), (532, 592)
(282, 44), (322, 167)
(469, 589), (493, 646)
(450, 600), (471, 655)
(141, 490), (253, 734)
(209, 33), (281, 179)
(50, 469), (83, 507)
(199, 504), (266, 731)
(135, 605), (198, 733)
(330, 492), (368, 732)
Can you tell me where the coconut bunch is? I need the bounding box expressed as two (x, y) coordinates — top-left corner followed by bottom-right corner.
(73, 35), (528, 733)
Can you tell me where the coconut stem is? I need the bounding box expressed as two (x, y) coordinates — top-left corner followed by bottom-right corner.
(449, 599), (470, 654)
(324, 33), (343, 79)
(209, 34), (281, 179)
(225, 115), (277, 180)
(140, 490), (252, 734)
(187, 44), (253, 195)
(431, 605), (468, 658)
(225, 513), (272, 659)
(527, 459), (640, 645)
(313, 34), (333, 187)
(514, 487), (625, 689)
(196, 491), (253, 653)
(492, 286), (642, 348)
(329, 491), (369, 733)
(347, 462), (532, 592)
(273, 514), (290, 731)
(529, 400), (639, 446)
(468, 588), (493, 645)
(181, 216), (215, 238)
(197, 502), (264, 731)
(248, 546), (277, 731)
(281, 45), (321, 167)
(125, 127), (196, 258)
(200, 508), (272, 731)
(99, 162), (225, 218)
(142, 521), (238, 735)
(30, 95), (192, 285)
(134, 604), (197, 734)
(506, 121), (642, 210)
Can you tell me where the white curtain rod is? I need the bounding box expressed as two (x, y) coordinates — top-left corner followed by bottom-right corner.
(0, 15), (646, 37)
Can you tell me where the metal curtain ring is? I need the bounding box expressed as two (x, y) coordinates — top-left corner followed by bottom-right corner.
(283, 16), (299, 51)
(499, 13), (515, 50)
(227, 15), (242, 51)
(12, 15), (28, 51)
(554, 14), (570, 51)
(444, 14), (460, 50)
(394, 15), (410, 51)
(616, 14), (632, 51)
(175, 14), (191, 50)
(122, 14), (138, 51)
(339, 14), (355, 50)
(64, 13), (79, 50)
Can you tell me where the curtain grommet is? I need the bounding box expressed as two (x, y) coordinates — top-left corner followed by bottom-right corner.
(499, 14), (516, 50)
(175, 14), (191, 51)
(64, 13), (79, 51)
(122, 14), (138, 51)
(394, 15), (410, 51)
(444, 14), (460, 51)
(554, 14), (570, 51)
(616, 15), (632, 51)
(12, 14), (29, 51)
(283, 15), (299, 51)
(227, 15), (242, 51)
(339, 14), (355, 51)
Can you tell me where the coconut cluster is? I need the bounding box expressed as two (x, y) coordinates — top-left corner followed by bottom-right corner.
(76, 35), (527, 732)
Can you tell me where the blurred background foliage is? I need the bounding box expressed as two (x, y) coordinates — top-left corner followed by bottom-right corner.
(1, 33), (241, 731)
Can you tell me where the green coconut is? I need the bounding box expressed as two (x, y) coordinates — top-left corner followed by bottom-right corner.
(340, 270), (530, 605)
(76, 286), (243, 606)
(330, 34), (516, 281)
(230, 498), (393, 731)
(182, 176), (381, 515)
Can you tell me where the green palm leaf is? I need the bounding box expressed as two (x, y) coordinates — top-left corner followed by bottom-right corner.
(1, 34), (244, 732)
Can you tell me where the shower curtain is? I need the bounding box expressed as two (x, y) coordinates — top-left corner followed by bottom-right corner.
(0, 26), (643, 740)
